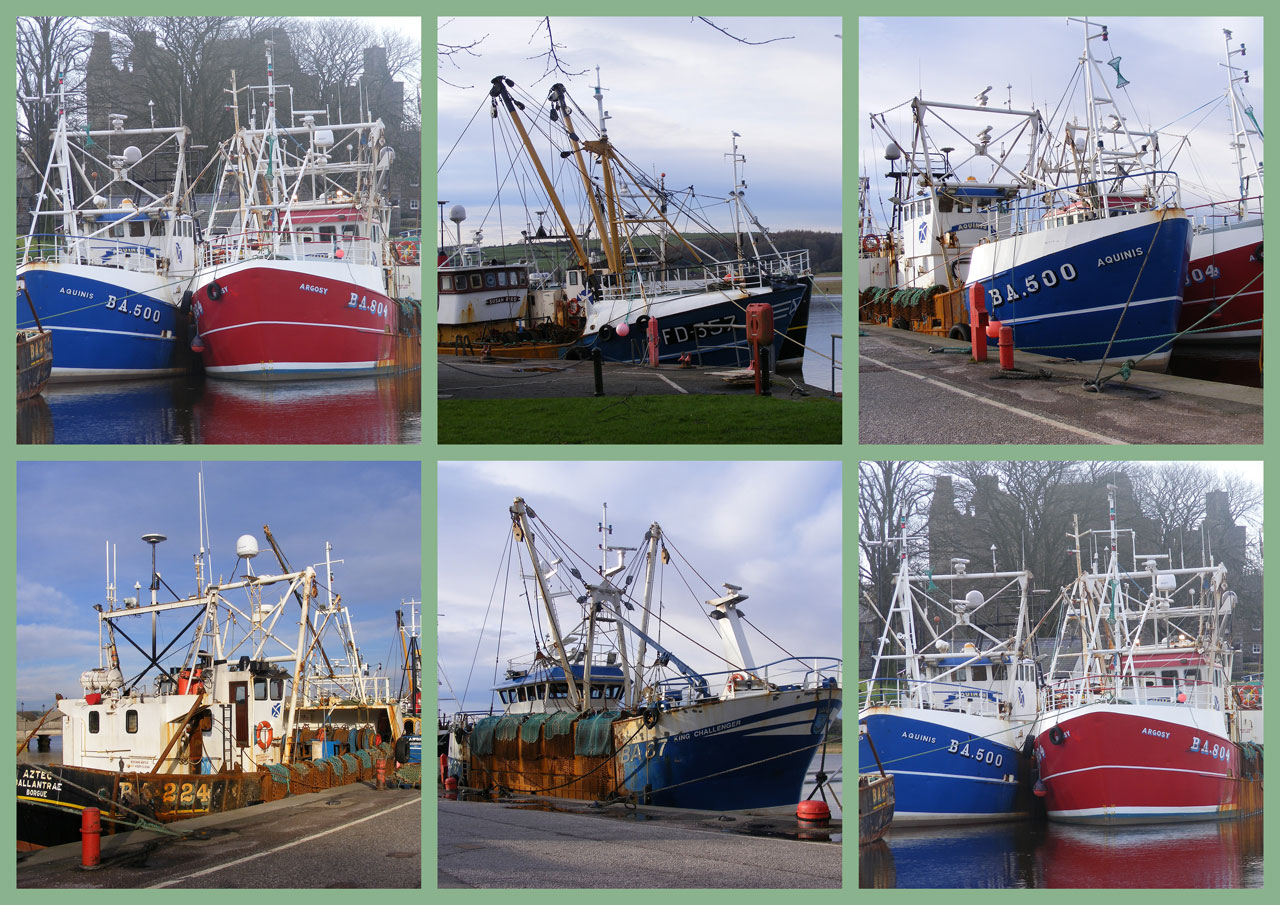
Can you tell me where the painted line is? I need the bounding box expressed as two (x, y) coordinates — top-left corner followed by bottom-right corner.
(653, 371), (689, 394)
(879, 769), (1017, 786)
(146, 796), (420, 888)
(860, 353), (1127, 445)
(995, 294), (1177, 326)
(200, 320), (386, 337)
(1041, 763), (1230, 782)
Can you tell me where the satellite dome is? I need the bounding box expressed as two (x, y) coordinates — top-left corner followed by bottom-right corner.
(123, 146), (143, 165)
(449, 204), (467, 224)
(236, 534), (260, 559)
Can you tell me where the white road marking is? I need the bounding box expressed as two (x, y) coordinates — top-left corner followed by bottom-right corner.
(145, 796), (420, 888)
(860, 353), (1127, 445)
(653, 372), (689, 394)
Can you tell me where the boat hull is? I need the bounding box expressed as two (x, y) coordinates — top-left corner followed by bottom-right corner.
(966, 209), (1191, 370)
(1032, 704), (1250, 825)
(17, 262), (186, 381)
(615, 688), (840, 810)
(16, 762), (264, 850)
(858, 706), (1024, 825)
(192, 260), (400, 380)
(573, 279), (810, 367)
(1177, 221), (1263, 343)
(859, 772), (895, 845)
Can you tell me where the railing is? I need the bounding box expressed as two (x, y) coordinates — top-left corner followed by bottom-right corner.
(860, 676), (1007, 718)
(301, 675), (393, 706)
(1039, 673), (1223, 713)
(201, 230), (379, 268)
(987, 171), (1184, 241)
(594, 248), (811, 303)
(1184, 195), (1264, 231)
(19, 233), (176, 275)
(652, 655), (841, 703)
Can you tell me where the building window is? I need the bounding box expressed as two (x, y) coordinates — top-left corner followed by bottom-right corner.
(409, 199), (420, 211)
(1251, 643), (1262, 655)
(126, 710), (139, 734)
(89, 711), (99, 734)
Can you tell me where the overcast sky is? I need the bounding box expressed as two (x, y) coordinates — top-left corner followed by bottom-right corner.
(437, 461), (842, 713)
(16, 462), (421, 710)
(437, 16), (843, 246)
(860, 17), (1263, 228)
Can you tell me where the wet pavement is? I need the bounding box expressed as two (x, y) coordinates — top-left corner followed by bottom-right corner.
(18, 783), (420, 889)
(438, 796), (841, 888)
(438, 356), (832, 400)
(859, 326), (1263, 445)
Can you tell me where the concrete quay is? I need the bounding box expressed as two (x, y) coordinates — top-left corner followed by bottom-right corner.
(859, 325), (1263, 445)
(439, 357), (831, 400)
(18, 782), (420, 889)
(437, 796), (841, 889)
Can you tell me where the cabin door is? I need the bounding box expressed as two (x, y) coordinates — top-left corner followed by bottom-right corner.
(231, 681), (249, 747)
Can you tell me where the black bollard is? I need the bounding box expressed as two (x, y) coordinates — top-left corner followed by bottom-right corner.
(760, 347), (772, 396)
(592, 347), (605, 396)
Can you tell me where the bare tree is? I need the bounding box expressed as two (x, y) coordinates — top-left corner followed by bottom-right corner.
(17, 18), (90, 192)
(858, 461), (932, 619)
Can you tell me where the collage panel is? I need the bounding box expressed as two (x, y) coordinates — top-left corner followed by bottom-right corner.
(437, 16), (843, 445)
(858, 17), (1263, 445)
(436, 460), (843, 888)
(17, 15), (423, 445)
(857, 460), (1263, 888)
(15, 461), (423, 887)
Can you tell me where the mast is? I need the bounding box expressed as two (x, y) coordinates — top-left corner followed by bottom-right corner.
(1221, 28), (1263, 216)
(629, 523), (662, 710)
(511, 497), (583, 709)
(549, 84), (618, 274)
(281, 567), (315, 764)
(727, 131), (745, 262)
(490, 77), (593, 276)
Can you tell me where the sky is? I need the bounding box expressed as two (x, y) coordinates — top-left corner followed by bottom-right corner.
(16, 462), (422, 710)
(436, 16), (843, 247)
(437, 461), (842, 713)
(859, 17), (1263, 228)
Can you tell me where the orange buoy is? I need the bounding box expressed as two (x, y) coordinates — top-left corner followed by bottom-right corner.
(796, 799), (831, 824)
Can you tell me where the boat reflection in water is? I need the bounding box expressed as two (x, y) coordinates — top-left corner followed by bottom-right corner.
(19, 371), (421, 445)
(862, 816), (1263, 888)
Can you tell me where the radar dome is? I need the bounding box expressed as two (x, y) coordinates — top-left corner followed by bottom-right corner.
(236, 534), (260, 559)
(123, 146), (143, 165)
(449, 204), (467, 224)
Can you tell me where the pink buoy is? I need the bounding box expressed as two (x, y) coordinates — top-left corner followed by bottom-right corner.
(616, 322), (630, 337)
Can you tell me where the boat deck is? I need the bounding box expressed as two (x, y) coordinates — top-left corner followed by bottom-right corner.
(859, 325), (1262, 445)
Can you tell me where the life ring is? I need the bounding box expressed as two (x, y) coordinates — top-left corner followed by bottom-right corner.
(1048, 725), (1065, 745)
(726, 672), (748, 693)
(255, 721), (273, 750)
(861, 236), (881, 253)
(206, 281), (224, 301)
(1239, 686), (1260, 709)
(568, 300), (583, 317)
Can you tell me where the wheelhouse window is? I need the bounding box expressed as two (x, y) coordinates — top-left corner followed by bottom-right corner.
(125, 710), (139, 734)
(88, 711), (100, 733)
(550, 683), (568, 699)
(498, 271), (509, 287)
(270, 678), (284, 701)
(971, 665), (987, 682)
(470, 274), (482, 289)
(129, 221), (146, 238)
(1161, 670), (1179, 686)
(484, 272), (497, 288)
(254, 678), (268, 701)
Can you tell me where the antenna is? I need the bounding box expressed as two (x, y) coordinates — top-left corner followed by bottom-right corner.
(142, 532), (167, 607)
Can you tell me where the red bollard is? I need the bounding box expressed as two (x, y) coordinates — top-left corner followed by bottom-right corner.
(376, 758), (386, 790)
(998, 325), (1015, 370)
(647, 316), (660, 367)
(967, 283), (989, 362)
(80, 807), (102, 870)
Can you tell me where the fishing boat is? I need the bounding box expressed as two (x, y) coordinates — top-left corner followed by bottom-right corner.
(858, 522), (1039, 825)
(470, 76), (812, 368)
(436, 206), (578, 359)
(188, 41), (418, 380)
(16, 488), (409, 850)
(866, 19), (1192, 371)
(16, 71), (197, 381)
(1177, 29), (1264, 345)
(444, 499), (841, 811)
(1030, 485), (1263, 825)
